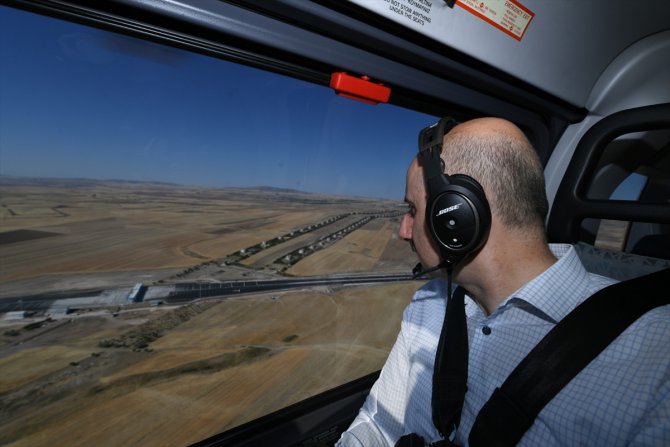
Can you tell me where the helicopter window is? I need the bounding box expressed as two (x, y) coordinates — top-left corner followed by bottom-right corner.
(585, 130), (668, 204)
(583, 129), (669, 258)
(0, 5), (435, 445)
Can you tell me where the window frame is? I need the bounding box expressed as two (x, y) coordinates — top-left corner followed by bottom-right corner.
(547, 103), (670, 245)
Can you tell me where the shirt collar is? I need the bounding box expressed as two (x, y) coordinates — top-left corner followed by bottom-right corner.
(470, 244), (592, 323)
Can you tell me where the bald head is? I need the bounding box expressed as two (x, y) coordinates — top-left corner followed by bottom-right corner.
(452, 117), (527, 136)
(439, 117), (548, 231)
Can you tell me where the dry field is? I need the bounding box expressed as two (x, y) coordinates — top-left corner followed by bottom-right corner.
(594, 219), (628, 252)
(0, 177), (420, 446)
(0, 283), (418, 446)
(287, 219), (409, 276)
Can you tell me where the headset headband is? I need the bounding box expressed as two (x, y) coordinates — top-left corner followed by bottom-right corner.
(418, 117), (459, 190)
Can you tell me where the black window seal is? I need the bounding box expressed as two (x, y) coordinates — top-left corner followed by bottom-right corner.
(188, 371), (380, 447)
(228, 0), (587, 126)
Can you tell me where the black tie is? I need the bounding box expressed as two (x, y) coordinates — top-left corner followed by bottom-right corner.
(432, 286), (468, 440)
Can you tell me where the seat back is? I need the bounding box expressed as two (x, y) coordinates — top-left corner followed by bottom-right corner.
(574, 241), (670, 281)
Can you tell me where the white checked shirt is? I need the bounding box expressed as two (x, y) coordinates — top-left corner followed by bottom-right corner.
(337, 244), (670, 446)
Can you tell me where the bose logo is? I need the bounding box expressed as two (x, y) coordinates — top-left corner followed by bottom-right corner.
(436, 203), (462, 217)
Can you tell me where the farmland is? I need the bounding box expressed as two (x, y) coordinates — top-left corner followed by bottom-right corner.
(0, 177), (419, 446)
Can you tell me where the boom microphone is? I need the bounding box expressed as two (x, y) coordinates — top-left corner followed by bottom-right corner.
(412, 261), (446, 279)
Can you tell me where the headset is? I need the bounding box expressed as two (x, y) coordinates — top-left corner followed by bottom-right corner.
(417, 117), (492, 270)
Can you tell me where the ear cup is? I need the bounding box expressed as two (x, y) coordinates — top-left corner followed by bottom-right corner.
(450, 174), (486, 200)
(426, 174), (491, 261)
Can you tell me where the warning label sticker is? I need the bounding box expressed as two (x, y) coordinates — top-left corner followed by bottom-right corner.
(348, 0), (533, 42)
(380, 0), (434, 27)
(456, 0), (534, 40)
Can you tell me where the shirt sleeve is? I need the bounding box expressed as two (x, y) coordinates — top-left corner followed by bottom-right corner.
(628, 407), (670, 446)
(627, 366), (670, 446)
(336, 305), (415, 447)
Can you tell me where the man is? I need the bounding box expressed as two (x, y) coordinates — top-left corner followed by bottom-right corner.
(336, 117), (670, 446)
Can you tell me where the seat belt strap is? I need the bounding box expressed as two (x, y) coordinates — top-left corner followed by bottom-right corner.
(468, 267), (670, 447)
(432, 286), (468, 437)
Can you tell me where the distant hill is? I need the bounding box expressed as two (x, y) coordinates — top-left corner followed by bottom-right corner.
(0, 175), (178, 189)
(0, 176), (400, 204)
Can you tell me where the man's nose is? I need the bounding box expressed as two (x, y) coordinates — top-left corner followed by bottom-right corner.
(399, 214), (412, 241)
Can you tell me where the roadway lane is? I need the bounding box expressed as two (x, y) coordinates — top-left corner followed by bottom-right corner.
(0, 274), (417, 311)
(240, 215), (365, 269)
(164, 274), (415, 303)
(0, 289), (104, 313)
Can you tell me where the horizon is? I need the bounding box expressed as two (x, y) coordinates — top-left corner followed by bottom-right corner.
(0, 173), (406, 202)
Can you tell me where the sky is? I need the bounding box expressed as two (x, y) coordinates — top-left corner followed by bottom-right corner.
(0, 5), (436, 200)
